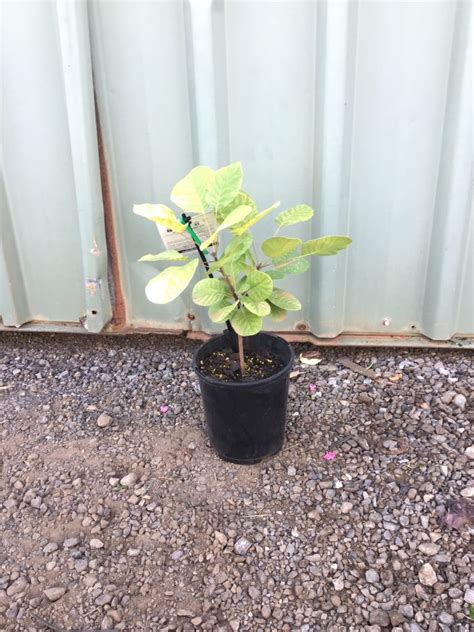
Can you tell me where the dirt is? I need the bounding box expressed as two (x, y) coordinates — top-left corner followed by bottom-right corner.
(198, 348), (284, 382)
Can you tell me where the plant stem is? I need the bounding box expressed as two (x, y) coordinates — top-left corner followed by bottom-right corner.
(238, 334), (246, 375)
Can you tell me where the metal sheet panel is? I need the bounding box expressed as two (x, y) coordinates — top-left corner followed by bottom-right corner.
(90, 0), (472, 340)
(0, 0), (111, 332)
(1, 0), (472, 343)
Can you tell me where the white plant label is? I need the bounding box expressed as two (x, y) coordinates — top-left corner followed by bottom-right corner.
(156, 211), (217, 254)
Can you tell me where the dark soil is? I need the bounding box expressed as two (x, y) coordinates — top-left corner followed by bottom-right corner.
(198, 348), (284, 382)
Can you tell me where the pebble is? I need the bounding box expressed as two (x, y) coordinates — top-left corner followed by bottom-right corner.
(418, 563), (437, 586)
(366, 569), (380, 583)
(43, 543), (58, 554)
(340, 501), (353, 513)
(460, 486), (473, 498)
(287, 466), (296, 476)
(333, 576), (344, 591)
(44, 586), (66, 602)
(63, 537), (80, 549)
(453, 393), (466, 410)
(90, 538), (104, 549)
(120, 472), (137, 487)
(465, 445), (474, 459)
(97, 413), (113, 428)
(6, 577), (28, 596)
(261, 605), (271, 619)
(234, 537), (252, 555)
(464, 588), (474, 604)
(369, 610), (390, 627)
(418, 542), (440, 556)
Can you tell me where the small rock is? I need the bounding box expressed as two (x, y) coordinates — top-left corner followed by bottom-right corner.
(7, 577), (28, 596)
(90, 538), (104, 549)
(120, 472), (137, 487)
(453, 393), (466, 410)
(75, 559), (88, 572)
(440, 391), (455, 404)
(44, 586), (66, 602)
(214, 531), (227, 546)
(101, 615), (113, 630)
(95, 593), (112, 606)
(287, 466), (296, 476)
(229, 620), (240, 632)
(43, 543), (58, 554)
(234, 537), (252, 555)
(418, 542), (440, 556)
(389, 611), (405, 626)
(63, 537), (80, 549)
(341, 502), (353, 514)
(3, 499), (17, 510)
(418, 563), (437, 586)
(97, 413), (112, 428)
(465, 445), (474, 459)
(366, 569), (380, 583)
(399, 604), (414, 619)
(248, 586), (260, 600)
(127, 549), (140, 557)
(464, 587), (474, 604)
(30, 496), (42, 509)
(109, 477), (119, 486)
(261, 605), (271, 619)
(191, 617), (203, 626)
(439, 612), (453, 625)
(369, 610), (390, 627)
(171, 550), (183, 560)
(333, 576), (344, 591)
(383, 439), (398, 450)
(460, 486), (473, 498)
(177, 608), (194, 617)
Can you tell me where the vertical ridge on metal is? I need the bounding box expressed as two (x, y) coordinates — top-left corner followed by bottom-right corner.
(55, 0), (112, 332)
(0, 173), (31, 326)
(421, 0), (473, 340)
(309, 0), (357, 337)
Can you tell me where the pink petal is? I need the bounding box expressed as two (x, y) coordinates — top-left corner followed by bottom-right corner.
(309, 384), (317, 392)
(160, 405), (169, 413)
(323, 451), (337, 461)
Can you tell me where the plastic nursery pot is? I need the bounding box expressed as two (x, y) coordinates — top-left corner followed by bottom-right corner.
(193, 332), (294, 465)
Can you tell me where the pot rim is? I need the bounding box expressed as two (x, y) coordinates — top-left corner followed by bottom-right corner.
(192, 332), (294, 388)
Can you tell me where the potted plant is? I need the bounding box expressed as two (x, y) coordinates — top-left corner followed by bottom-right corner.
(134, 162), (351, 464)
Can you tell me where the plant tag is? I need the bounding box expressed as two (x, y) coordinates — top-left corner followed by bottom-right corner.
(156, 211), (217, 254)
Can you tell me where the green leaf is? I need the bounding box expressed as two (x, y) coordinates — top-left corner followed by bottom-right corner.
(242, 300), (271, 317)
(268, 302), (287, 322)
(170, 165), (215, 213)
(133, 204), (186, 233)
(138, 250), (188, 263)
(275, 204), (314, 227)
(273, 255), (310, 275)
(200, 205), (253, 250)
(223, 256), (253, 277)
(267, 269), (286, 280)
(302, 235), (352, 256)
(244, 270), (273, 302)
(232, 201), (280, 236)
(192, 278), (231, 306)
(268, 288), (302, 311)
(208, 300), (239, 323)
(145, 259), (198, 304)
(206, 162), (243, 209)
(261, 237), (301, 258)
(231, 307), (263, 336)
(217, 191), (256, 223)
(224, 233), (253, 260)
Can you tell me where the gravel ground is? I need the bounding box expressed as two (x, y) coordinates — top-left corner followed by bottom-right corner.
(0, 332), (473, 632)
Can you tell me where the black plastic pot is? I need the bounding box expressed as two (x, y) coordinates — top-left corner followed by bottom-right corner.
(193, 332), (294, 464)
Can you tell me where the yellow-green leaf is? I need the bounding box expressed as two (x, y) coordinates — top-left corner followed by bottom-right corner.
(231, 307), (262, 336)
(200, 205), (253, 250)
(302, 235), (352, 256)
(206, 162), (243, 208)
(217, 191), (257, 223)
(232, 202), (280, 236)
(275, 204), (314, 227)
(268, 302), (287, 322)
(244, 270), (273, 302)
(268, 288), (301, 311)
(138, 250), (188, 263)
(208, 300), (239, 323)
(145, 259), (199, 304)
(170, 165), (215, 213)
(133, 204), (186, 233)
(262, 237), (301, 258)
(242, 300), (271, 317)
(192, 278), (231, 306)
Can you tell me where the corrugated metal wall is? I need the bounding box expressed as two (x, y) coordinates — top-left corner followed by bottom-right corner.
(1, 0), (472, 344)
